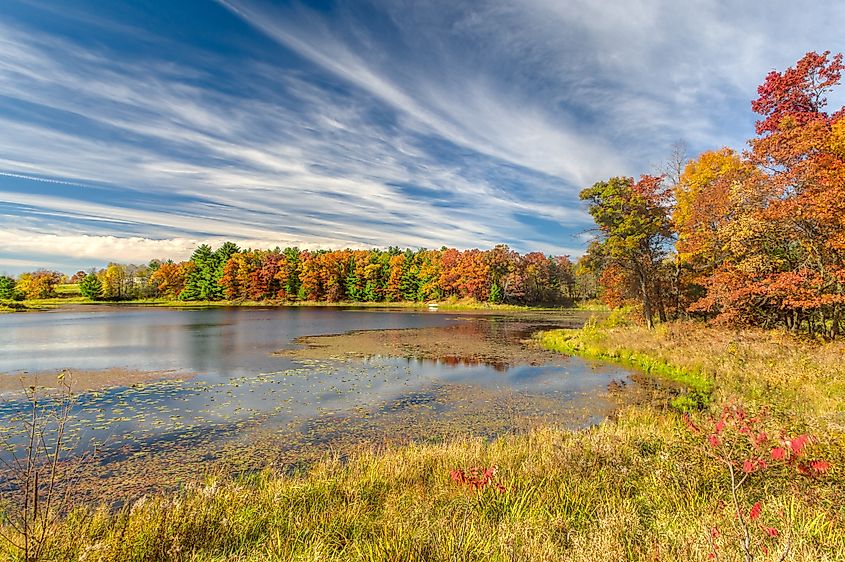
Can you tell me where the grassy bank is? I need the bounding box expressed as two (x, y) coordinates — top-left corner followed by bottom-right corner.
(539, 325), (714, 412)
(540, 321), (845, 430)
(2, 322), (843, 561)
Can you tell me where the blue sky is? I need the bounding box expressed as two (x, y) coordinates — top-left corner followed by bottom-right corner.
(1, 0), (844, 273)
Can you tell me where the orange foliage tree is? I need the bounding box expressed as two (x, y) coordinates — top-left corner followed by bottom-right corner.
(586, 51), (845, 337)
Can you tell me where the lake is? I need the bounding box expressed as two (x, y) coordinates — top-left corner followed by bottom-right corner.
(0, 306), (641, 499)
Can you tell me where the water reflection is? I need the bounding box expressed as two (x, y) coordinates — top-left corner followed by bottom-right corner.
(0, 307), (640, 499)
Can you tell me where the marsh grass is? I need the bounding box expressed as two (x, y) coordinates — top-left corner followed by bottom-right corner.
(2, 409), (842, 561)
(540, 321), (845, 430)
(1, 322), (843, 561)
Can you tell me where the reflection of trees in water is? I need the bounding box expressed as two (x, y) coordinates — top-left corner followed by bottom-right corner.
(436, 355), (508, 372)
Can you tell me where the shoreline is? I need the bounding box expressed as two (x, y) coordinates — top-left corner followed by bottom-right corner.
(0, 296), (597, 314)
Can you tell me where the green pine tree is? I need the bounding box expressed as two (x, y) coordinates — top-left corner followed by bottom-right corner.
(489, 283), (502, 303)
(79, 273), (103, 300)
(0, 276), (16, 299)
(345, 258), (362, 301)
(180, 244), (213, 300)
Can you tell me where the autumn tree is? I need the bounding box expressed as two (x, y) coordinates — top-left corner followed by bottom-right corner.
(416, 250), (441, 301)
(580, 176), (674, 327)
(15, 270), (61, 300)
(553, 255), (576, 301)
(672, 148), (764, 315)
(385, 253), (406, 301)
(485, 245), (518, 303)
(274, 247), (301, 300)
(149, 261), (191, 299)
(97, 263), (129, 300)
(678, 51), (845, 336)
(748, 50), (845, 336)
(297, 251), (323, 301)
(522, 252), (552, 303)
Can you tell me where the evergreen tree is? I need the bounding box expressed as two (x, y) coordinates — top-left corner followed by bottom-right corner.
(180, 244), (214, 300)
(0, 276), (16, 299)
(281, 247), (301, 298)
(79, 273), (103, 300)
(489, 283), (503, 303)
(399, 250), (420, 301)
(362, 281), (379, 302)
(345, 257), (362, 301)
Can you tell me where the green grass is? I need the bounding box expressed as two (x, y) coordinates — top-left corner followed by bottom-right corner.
(540, 321), (845, 429)
(2, 321), (844, 561)
(538, 324), (714, 412)
(55, 283), (82, 296)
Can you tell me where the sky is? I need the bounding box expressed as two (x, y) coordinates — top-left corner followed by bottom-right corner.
(1, 0), (844, 274)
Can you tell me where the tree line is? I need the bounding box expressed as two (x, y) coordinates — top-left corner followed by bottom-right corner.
(1, 245), (598, 306)
(582, 51), (845, 338)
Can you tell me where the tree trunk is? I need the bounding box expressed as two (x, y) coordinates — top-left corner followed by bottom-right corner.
(638, 272), (654, 329)
(673, 258), (682, 319)
(655, 281), (668, 323)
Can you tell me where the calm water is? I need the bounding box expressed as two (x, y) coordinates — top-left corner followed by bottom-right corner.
(0, 306), (636, 476)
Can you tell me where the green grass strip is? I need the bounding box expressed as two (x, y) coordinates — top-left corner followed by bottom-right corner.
(538, 328), (714, 412)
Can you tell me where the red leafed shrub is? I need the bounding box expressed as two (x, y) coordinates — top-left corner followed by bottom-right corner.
(684, 403), (832, 561)
(683, 404), (831, 478)
(449, 466), (507, 493)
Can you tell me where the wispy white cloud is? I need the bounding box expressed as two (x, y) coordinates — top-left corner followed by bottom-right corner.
(2, 230), (362, 267)
(1, 1), (843, 273)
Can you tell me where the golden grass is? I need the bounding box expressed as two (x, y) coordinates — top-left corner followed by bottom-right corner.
(542, 321), (845, 432)
(7, 408), (842, 561)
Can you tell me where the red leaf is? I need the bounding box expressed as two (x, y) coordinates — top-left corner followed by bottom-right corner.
(742, 460), (755, 473)
(790, 434), (810, 455)
(810, 460), (831, 474)
(771, 447), (786, 460)
(708, 435), (720, 447)
(749, 502), (762, 521)
(765, 527), (780, 538)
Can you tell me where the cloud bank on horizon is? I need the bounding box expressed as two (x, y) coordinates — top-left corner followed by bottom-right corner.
(1, 0), (843, 273)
